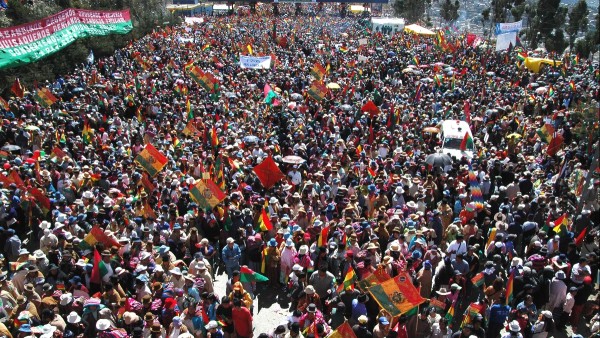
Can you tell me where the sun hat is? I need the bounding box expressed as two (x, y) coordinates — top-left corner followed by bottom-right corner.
(509, 320), (520, 332)
(96, 319), (111, 331)
(358, 315), (368, 324)
(304, 285), (315, 295)
(123, 311), (139, 325)
(436, 287), (451, 295)
(450, 283), (462, 291)
(298, 245), (309, 255)
(206, 320), (218, 330)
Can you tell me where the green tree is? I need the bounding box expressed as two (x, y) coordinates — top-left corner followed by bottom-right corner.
(441, 0), (460, 23)
(526, 0), (568, 49)
(481, 8), (491, 36)
(544, 28), (568, 53)
(566, 0), (589, 48)
(0, 0), (176, 91)
(393, 0), (426, 23)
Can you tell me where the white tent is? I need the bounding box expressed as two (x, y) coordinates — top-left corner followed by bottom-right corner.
(404, 24), (436, 36)
(371, 17), (405, 34)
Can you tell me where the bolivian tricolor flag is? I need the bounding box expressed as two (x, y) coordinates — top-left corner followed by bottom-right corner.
(34, 87), (58, 108)
(536, 123), (554, 143)
(210, 126), (219, 147)
(336, 266), (357, 293)
(310, 62), (327, 81)
(257, 209), (274, 232)
(459, 133), (473, 151)
(82, 121), (93, 144)
(553, 213), (568, 235)
(0, 97), (8, 110)
(135, 143), (168, 177)
(368, 272), (426, 317)
(190, 179), (226, 209)
(186, 97), (192, 119)
(506, 270), (514, 304)
(307, 81), (328, 102)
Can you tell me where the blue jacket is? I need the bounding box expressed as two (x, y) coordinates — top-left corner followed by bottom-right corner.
(488, 304), (510, 324)
(221, 244), (241, 268)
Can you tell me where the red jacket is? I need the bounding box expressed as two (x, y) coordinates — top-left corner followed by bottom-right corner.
(232, 306), (253, 337)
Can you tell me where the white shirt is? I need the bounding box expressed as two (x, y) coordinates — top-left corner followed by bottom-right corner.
(563, 292), (575, 314)
(570, 263), (591, 284)
(446, 240), (467, 260)
(430, 322), (452, 338)
(288, 170), (302, 185)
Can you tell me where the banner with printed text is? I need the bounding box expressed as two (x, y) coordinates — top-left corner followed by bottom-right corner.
(0, 8), (132, 69)
(239, 56), (272, 69)
(494, 20), (522, 35)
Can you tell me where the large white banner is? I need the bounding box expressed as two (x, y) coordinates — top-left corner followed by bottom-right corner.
(495, 32), (517, 51)
(239, 56), (271, 69)
(495, 20), (522, 35)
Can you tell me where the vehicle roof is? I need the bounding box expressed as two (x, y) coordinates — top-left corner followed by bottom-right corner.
(439, 120), (471, 138)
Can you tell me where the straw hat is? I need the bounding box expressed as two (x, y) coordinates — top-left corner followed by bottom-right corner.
(66, 312), (81, 324)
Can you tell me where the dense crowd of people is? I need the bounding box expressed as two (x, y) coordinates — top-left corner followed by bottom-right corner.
(0, 3), (598, 338)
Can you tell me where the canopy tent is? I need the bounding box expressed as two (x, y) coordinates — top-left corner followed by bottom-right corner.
(166, 4), (203, 11)
(371, 17), (404, 34)
(404, 24), (435, 36)
(524, 57), (562, 73)
(349, 5), (370, 13)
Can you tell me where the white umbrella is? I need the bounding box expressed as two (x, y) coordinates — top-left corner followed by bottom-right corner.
(535, 87), (548, 94)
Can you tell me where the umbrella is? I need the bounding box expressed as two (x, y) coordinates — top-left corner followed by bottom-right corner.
(243, 135), (259, 144)
(486, 71), (495, 76)
(529, 82), (540, 88)
(72, 87), (84, 93)
(224, 92), (237, 98)
(425, 153), (453, 167)
(290, 93), (303, 100)
(93, 84), (106, 89)
(1, 145), (20, 152)
(402, 68), (414, 73)
(326, 83), (341, 89)
(387, 51), (396, 56)
(287, 102), (297, 109)
(423, 127), (440, 133)
(282, 155), (306, 164)
(25, 125), (39, 131)
(506, 133), (522, 140)
(535, 87), (548, 94)
(340, 104), (352, 111)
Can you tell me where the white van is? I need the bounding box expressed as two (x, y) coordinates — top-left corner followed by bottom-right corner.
(438, 120), (475, 160)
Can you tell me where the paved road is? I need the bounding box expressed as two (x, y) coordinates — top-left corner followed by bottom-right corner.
(212, 265), (594, 337)
(213, 267), (290, 336)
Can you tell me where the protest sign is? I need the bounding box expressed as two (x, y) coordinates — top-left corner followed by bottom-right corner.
(240, 55), (272, 69)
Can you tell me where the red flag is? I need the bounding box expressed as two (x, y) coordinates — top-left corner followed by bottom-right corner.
(575, 227), (587, 246)
(90, 248), (102, 284)
(28, 187), (50, 212)
(252, 156), (285, 189)
(361, 100), (379, 117)
(547, 134), (564, 156)
(9, 171), (24, 188)
(464, 100), (471, 124)
(318, 226), (329, 247)
(11, 78), (24, 98)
